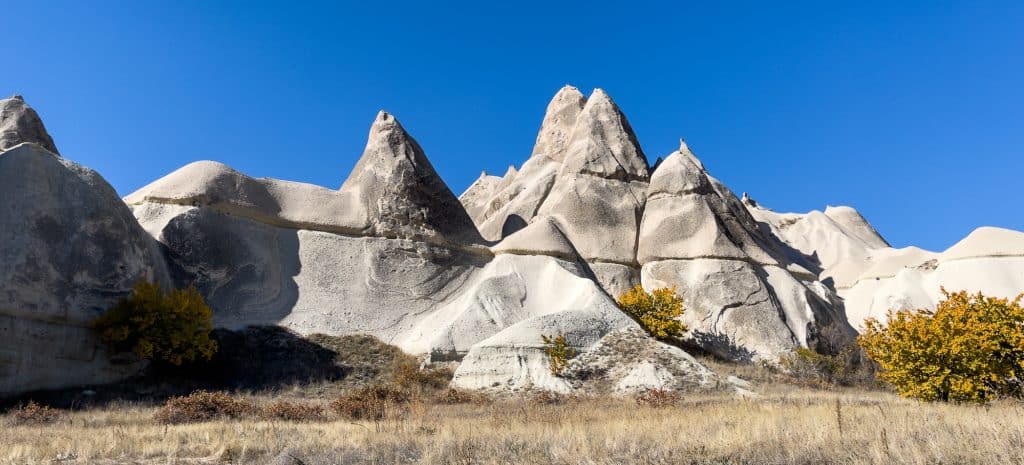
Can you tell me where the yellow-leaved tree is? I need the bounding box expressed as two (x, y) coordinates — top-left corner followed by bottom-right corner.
(616, 285), (687, 340)
(858, 288), (1024, 403)
(93, 281), (218, 366)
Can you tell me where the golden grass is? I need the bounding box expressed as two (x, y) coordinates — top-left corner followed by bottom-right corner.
(3, 388), (1023, 465)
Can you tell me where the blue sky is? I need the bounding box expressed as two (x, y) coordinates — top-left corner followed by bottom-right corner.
(4, 1), (1021, 251)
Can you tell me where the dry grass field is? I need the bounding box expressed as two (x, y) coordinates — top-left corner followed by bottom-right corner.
(3, 387), (1023, 465)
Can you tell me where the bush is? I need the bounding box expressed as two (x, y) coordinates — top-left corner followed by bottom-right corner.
(9, 401), (66, 425)
(330, 384), (412, 420)
(154, 391), (256, 424)
(617, 285), (687, 340)
(635, 389), (682, 408)
(779, 347), (874, 387)
(390, 358), (454, 392)
(433, 388), (486, 405)
(859, 289), (1024, 403)
(260, 400), (325, 422)
(541, 334), (576, 376)
(93, 281), (217, 366)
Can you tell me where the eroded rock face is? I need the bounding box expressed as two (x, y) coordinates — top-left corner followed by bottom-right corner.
(0, 143), (169, 395)
(0, 96), (59, 155)
(340, 111), (484, 246)
(637, 143), (855, 361)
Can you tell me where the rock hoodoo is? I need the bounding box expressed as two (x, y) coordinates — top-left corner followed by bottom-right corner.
(3, 86), (1021, 396)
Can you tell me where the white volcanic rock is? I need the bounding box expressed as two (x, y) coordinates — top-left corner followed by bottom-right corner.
(839, 227), (1024, 329)
(640, 143), (780, 266)
(536, 89), (650, 266)
(404, 254), (618, 358)
(0, 143), (169, 395)
(339, 111), (484, 246)
(0, 96), (59, 154)
(563, 327), (729, 394)
(450, 307), (636, 393)
(745, 197), (889, 271)
(638, 143), (855, 361)
(128, 114), (489, 341)
(490, 217), (578, 260)
(532, 85), (588, 163)
(468, 86), (586, 241)
(125, 161), (367, 235)
(458, 171), (502, 223)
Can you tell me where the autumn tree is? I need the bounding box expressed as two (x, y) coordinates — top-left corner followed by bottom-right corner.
(93, 281), (218, 365)
(858, 288), (1024, 403)
(617, 285), (687, 340)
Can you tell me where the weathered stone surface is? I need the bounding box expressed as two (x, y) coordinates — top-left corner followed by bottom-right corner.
(0, 96), (59, 155)
(536, 89), (650, 264)
(638, 142), (855, 361)
(0, 143), (169, 395)
(340, 111), (484, 246)
(563, 327), (738, 394)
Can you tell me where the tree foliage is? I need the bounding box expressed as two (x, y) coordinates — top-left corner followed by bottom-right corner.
(616, 285), (687, 340)
(858, 288), (1024, 403)
(93, 281), (218, 365)
(541, 333), (576, 376)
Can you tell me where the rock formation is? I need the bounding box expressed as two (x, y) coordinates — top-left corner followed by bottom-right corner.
(0, 96), (59, 154)
(745, 198), (1024, 331)
(4, 86), (1021, 396)
(0, 138), (168, 395)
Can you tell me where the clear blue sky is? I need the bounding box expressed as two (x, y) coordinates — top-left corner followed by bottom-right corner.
(4, 1), (1021, 251)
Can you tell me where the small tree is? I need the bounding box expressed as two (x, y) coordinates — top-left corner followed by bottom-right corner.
(858, 288), (1024, 403)
(617, 285), (687, 340)
(93, 281), (218, 365)
(541, 334), (575, 376)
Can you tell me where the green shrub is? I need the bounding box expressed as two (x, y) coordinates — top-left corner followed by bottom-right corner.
(616, 285), (687, 340)
(93, 281), (217, 365)
(541, 334), (576, 376)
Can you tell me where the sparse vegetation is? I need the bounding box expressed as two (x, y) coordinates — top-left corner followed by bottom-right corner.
(329, 384), (412, 420)
(859, 288), (1024, 403)
(259, 400), (326, 422)
(4, 389), (1023, 464)
(634, 388), (682, 408)
(8, 401), (65, 425)
(779, 347), (876, 388)
(541, 333), (575, 376)
(616, 285), (687, 340)
(153, 390), (256, 424)
(92, 281), (217, 366)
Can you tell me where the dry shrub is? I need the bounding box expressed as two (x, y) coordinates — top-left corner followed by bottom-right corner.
(390, 359), (453, 392)
(260, 400), (325, 422)
(530, 391), (569, 406)
(433, 388), (487, 405)
(154, 390), (255, 424)
(330, 384), (411, 420)
(635, 389), (682, 408)
(9, 401), (66, 425)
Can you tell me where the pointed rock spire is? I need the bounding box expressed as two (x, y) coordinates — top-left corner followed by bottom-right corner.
(559, 88), (649, 181)
(0, 95), (59, 155)
(530, 85), (586, 162)
(340, 111), (483, 245)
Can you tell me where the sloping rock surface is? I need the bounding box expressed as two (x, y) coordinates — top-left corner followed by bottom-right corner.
(0, 96), (59, 155)
(0, 142), (168, 395)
